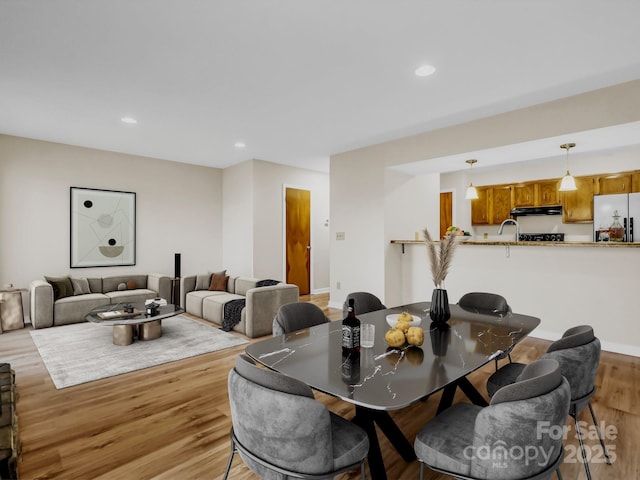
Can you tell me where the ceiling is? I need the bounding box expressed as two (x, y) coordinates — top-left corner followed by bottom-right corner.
(2, 1), (640, 174)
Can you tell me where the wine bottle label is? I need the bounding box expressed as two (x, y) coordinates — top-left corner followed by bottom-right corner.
(342, 325), (360, 349)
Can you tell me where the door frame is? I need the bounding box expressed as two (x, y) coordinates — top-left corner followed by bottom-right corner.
(282, 184), (313, 294)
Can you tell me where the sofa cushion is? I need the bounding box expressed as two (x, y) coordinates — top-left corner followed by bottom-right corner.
(71, 277), (91, 295)
(195, 274), (212, 290)
(45, 276), (74, 301)
(53, 293), (110, 326)
(185, 290), (226, 318)
(102, 275), (148, 293)
(106, 289), (158, 305)
(209, 273), (229, 291)
(235, 277), (259, 296)
(202, 293), (245, 325)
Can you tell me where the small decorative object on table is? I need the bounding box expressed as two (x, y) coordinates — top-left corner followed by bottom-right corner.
(423, 228), (458, 324)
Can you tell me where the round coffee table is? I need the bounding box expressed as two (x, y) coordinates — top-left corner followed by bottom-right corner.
(86, 303), (185, 346)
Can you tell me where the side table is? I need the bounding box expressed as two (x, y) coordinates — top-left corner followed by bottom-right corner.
(0, 363), (19, 479)
(0, 288), (26, 333)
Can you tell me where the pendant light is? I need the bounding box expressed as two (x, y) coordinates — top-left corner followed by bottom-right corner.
(558, 143), (577, 192)
(465, 159), (479, 200)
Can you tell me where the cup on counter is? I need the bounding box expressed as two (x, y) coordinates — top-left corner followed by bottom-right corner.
(361, 323), (375, 348)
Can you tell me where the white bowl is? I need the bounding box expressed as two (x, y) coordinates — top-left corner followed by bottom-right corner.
(386, 313), (421, 328)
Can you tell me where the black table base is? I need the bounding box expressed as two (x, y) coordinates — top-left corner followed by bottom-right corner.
(352, 406), (416, 480)
(436, 377), (489, 415)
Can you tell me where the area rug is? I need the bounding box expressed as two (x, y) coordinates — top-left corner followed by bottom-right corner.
(30, 315), (248, 389)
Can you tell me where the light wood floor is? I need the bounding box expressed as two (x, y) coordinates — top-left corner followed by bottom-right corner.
(4, 294), (638, 479)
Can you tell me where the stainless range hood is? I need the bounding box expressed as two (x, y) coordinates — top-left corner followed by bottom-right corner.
(509, 206), (562, 217)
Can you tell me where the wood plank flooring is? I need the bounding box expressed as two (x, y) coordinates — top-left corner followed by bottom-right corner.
(3, 294), (638, 479)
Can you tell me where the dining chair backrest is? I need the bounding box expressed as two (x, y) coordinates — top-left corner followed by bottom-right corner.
(272, 301), (329, 336)
(473, 359), (570, 478)
(342, 292), (386, 317)
(458, 292), (511, 314)
(541, 325), (600, 409)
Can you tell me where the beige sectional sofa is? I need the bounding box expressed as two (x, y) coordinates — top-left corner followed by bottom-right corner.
(29, 273), (172, 329)
(180, 273), (299, 338)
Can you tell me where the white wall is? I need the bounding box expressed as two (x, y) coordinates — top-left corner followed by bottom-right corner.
(222, 159), (330, 289)
(0, 134), (222, 315)
(222, 161), (255, 276)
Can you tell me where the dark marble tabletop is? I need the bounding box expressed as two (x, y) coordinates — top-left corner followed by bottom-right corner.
(246, 301), (540, 411)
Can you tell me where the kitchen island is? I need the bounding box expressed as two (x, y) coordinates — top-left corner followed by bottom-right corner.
(389, 238), (639, 357)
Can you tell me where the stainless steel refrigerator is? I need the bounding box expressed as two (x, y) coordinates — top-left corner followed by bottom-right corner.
(593, 193), (640, 242)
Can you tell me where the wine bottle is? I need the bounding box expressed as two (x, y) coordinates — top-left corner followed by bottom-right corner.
(342, 298), (361, 353)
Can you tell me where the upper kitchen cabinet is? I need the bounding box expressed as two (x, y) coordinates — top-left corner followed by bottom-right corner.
(633, 171), (640, 193)
(471, 185), (512, 225)
(598, 173), (632, 194)
(513, 183), (535, 207)
(537, 180), (561, 206)
(561, 176), (597, 223)
(491, 185), (513, 224)
(471, 187), (490, 225)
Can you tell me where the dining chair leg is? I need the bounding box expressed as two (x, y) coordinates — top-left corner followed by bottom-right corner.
(419, 461), (424, 480)
(360, 461), (366, 479)
(222, 434), (236, 480)
(556, 467), (563, 480)
(588, 401), (612, 465)
(573, 415), (593, 480)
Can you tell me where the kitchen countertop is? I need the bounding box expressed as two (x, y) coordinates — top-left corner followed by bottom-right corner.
(390, 239), (640, 248)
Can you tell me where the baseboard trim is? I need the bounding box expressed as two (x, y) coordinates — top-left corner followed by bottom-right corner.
(531, 329), (640, 358)
(312, 287), (329, 294)
(328, 300), (343, 310)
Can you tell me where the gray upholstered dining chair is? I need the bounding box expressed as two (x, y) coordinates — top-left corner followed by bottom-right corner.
(415, 358), (570, 480)
(342, 292), (386, 317)
(486, 325), (610, 480)
(272, 301), (330, 336)
(458, 292), (513, 369)
(224, 354), (370, 479)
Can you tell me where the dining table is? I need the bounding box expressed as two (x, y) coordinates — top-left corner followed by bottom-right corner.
(245, 301), (540, 480)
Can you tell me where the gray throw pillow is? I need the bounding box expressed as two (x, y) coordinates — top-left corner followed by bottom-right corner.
(195, 274), (212, 290)
(45, 276), (74, 301)
(71, 277), (91, 295)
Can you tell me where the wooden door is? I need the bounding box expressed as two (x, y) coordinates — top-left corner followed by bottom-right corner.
(439, 192), (453, 240)
(285, 187), (311, 295)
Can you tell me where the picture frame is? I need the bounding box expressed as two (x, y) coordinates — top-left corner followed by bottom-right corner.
(70, 187), (136, 268)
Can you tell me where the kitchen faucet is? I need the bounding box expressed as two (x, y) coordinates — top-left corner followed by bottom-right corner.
(498, 218), (520, 241)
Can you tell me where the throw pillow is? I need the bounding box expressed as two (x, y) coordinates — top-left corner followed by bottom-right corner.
(195, 274), (212, 290)
(117, 282), (127, 291)
(45, 276), (74, 301)
(126, 279), (137, 290)
(71, 277), (91, 295)
(209, 273), (229, 291)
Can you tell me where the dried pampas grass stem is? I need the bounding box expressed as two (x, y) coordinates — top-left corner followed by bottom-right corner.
(422, 228), (457, 287)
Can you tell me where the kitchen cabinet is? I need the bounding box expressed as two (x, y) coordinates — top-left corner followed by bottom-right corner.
(513, 183), (535, 207)
(562, 176), (597, 223)
(471, 187), (489, 225)
(491, 185), (513, 224)
(598, 174), (632, 195)
(537, 180), (560, 206)
(630, 171), (640, 193)
(471, 185), (512, 225)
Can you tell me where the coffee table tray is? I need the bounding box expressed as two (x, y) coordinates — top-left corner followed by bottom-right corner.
(96, 309), (143, 320)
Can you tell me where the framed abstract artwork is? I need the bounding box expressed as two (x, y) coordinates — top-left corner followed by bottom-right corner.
(70, 187), (136, 268)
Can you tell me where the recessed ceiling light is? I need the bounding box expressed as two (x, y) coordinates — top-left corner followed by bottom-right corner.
(121, 116), (138, 125)
(415, 64), (436, 77)
(234, 142), (246, 148)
